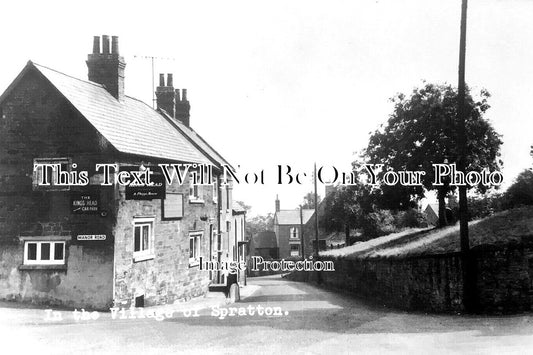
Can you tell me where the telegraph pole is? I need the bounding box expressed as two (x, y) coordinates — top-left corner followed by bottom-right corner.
(300, 205), (305, 259)
(457, 0), (476, 312)
(314, 162), (322, 284)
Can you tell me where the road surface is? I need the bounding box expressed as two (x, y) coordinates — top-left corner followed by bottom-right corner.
(1, 275), (533, 354)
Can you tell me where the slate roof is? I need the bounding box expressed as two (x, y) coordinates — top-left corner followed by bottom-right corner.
(253, 231), (277, 249)
(275, 209), (315, 225)
(0, 61), (212, 165)
(232, 202), (246, 215)
(159, 109), (232, 169)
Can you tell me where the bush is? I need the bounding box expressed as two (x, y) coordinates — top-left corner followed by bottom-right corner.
(360, 210), (395, 239)
(394, 208), (428, 228)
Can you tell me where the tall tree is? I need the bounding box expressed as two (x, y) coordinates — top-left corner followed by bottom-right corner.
(365, 83), (502, 227)
(246, 213), (274, 237)
(321, 182), (373, 245)
(301, 192), (321, 209)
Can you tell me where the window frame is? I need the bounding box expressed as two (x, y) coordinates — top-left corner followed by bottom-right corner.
(133, 217), (155, 262)
(23, 241), (66, 265)
(32, 157), (72, 191)
(290, 244), (300, 257)
(189, 180), (204, 204)
(189, 231), (203, 266)
(289, 227), (299, 240)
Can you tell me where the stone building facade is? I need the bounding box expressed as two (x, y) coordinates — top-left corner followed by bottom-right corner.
(0, 35), (236, 309)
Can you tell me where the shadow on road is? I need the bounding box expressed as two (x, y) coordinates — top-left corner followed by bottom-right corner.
(164, 275), (533, 337)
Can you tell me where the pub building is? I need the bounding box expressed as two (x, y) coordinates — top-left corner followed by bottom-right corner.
(0, 35), (245, 309)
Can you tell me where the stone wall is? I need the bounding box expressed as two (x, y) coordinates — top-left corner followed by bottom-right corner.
(287, 241), (533, 313)
(112, 169), (219, 307)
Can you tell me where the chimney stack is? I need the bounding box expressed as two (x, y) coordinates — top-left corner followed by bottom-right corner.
(275, 195), (280, 212)
(155, 73), (191, 126)
(155, 73), (175, 118)
(175, 88), (191, 127)
(86, 35), (126, 101)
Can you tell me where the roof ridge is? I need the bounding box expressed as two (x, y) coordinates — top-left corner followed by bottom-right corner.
(124, 94), (154, 107)
(32, 61), (105, 89)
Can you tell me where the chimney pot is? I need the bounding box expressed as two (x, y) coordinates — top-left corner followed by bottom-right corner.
(174, 88), (191, 126)
(159, 74), (165, 87)
(102, 35), (110, 54)
(167, 74), (173, 87)
(92, 36), (100, 54)
(111, 36), (119, 55)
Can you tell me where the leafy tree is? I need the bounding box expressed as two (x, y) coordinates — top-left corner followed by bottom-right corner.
(503, 169), (533, 208)
(301, 192), (321, 209)
(321, 182), (373, 245)
(246, 213), (274, 238)
(365, 83), (503, 227)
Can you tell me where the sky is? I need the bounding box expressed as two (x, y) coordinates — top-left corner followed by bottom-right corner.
(1, 0), (532, 216)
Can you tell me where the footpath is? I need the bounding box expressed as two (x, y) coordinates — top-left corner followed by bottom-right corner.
(0, 283), (260, 326)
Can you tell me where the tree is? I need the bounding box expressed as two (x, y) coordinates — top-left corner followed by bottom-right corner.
(365, 83), (503, 227)
(301, 192), (321, 209)
(246, 213), (274, 238)
(504, 169), (533, 208)
(321, 182), (373, 245)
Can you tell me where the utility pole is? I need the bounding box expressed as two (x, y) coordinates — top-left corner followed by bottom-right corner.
(300, 205), (305, 259)
(457, 0), (476, 312)
(314, 163), (322, 284)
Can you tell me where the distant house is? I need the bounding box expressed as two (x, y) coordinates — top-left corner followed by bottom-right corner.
(273, 196), (315, 258)
(249, 231), (278, 259)
(424, 200), (455, 226)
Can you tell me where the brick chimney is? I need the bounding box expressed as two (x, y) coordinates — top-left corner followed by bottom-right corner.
(156, 73), (191, 126)
(175, 88), (190, 127)
(155, 74), (175, 117)
(275, 195), (280, 212)
(86, 35), (126, 101)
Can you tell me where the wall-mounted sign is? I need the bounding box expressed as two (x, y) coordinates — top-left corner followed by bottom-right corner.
(77, 234), (106, 241)
(71, 193), (99, 214)
(162, 193), (184, 220)
(123, 166), (165, 200)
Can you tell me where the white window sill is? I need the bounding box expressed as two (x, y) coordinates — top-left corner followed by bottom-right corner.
(19, 235), (72, 242)
(189, 260), (200, 268)
(189, 199), (205, 204)
(133, 253), (155, 263)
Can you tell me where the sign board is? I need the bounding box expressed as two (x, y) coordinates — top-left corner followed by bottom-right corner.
(77, 234), (106, 241)
(162, 193), (184, 220)
(123, 166), (166, 200)
(71, 192), (99, 214)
